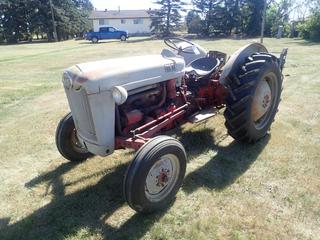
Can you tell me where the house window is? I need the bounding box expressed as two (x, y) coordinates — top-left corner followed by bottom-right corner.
(121, 19), (126, 24)
(133, 18), (143, 24)
(99, 19), (108, 25)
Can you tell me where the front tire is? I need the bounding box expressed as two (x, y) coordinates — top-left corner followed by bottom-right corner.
(224, 53), (283, 143)
(124, 136), (187, 213)
(56, 113), (93, 162)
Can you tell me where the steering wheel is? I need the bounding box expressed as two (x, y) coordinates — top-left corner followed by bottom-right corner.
(164, 37), (197, 54)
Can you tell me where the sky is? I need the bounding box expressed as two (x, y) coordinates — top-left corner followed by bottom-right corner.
(90, 0), (158, 10)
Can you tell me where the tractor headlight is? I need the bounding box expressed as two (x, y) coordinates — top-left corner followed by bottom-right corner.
(112, 86), (128, 105)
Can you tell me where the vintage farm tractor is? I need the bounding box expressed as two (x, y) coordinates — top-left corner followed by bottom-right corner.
(56, 38), (288, 213)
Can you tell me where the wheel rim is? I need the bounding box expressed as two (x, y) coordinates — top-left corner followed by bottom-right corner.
(121, 36), (126, 40)
(145, 154), (180, 202)
(251, 72), (278, 130)
(70, 128), (88, 153)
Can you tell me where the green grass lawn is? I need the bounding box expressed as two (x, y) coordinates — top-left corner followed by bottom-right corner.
(0, 37), (319, 240)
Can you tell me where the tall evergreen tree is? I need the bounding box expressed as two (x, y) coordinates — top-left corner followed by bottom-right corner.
(192, 0), (221, 35)
(185, 10), (203, 33)
(192, 0), (241, 36)
(0, 0), (29, 43)
(240, 0), (265, 36)
(151, 0), (186, 36)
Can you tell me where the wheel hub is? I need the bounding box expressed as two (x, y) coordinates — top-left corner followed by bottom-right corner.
(145, 154), (179, 202)
(157, 169), (169, 187)
(146, 158), (173, 195)
(252, 78), (272, 122)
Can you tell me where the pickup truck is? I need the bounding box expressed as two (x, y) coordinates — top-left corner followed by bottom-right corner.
(85, 27), (128, 43)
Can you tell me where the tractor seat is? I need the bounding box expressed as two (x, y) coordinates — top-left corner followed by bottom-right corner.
(185, 56), (220, 77)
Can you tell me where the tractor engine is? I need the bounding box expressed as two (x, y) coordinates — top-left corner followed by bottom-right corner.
(117, 79), (178, 136)
(116, 65), (228, 137)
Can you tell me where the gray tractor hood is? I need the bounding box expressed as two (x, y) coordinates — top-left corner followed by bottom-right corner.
(63, 54), (185, 94)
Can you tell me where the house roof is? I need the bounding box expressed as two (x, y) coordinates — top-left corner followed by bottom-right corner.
(89, 10), (152, 19)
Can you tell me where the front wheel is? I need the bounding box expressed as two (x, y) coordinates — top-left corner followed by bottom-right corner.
(124, 136), (187, 213)
(224, 53), (283, 143)
(120, 35), (127, 41)
(55, 113), (93, 162)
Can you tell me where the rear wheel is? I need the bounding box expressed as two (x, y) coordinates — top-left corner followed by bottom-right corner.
(124, 136), (187, 213)
(224, 53), (282, 143)
(91, 37), (98, 43)
(56, 113), (93, 162)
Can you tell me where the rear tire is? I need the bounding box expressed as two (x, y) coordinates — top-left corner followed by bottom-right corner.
(56, 113), (93, 162)
(124, 136), (187, 213)
(224, 53), (282, 143)
(91, 37), (98, 43)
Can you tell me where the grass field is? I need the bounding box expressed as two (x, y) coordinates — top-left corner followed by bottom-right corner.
(0, 37), (319, 240)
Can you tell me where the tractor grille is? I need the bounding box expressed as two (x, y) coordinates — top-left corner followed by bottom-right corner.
(65, 87), (97, 141)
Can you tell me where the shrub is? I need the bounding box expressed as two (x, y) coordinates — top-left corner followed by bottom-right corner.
(297, 12), (320, 41)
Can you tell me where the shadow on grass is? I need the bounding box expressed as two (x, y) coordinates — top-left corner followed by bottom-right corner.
(0, 128), (269, 239)
(0, 40), (52, 46)
(283, 38), (320, 46)
(183, 134), (270, 193)
(78, 37), (154, 45)
(125, 37), (155, 44)
(78, 40), (121, 45)
(0, 161), (166, 240)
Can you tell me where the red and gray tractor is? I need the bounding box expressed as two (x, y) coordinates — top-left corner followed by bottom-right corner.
(56, 38), (288, 213)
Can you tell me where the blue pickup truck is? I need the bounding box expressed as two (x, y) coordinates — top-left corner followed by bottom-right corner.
(85, 27), (128, 43)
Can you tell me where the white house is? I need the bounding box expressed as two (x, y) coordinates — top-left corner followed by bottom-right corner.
(89, 9), (153, 35)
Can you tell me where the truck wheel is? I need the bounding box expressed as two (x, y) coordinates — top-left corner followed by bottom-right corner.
(224, 53), (282, 143)
(124, 136), (187, 213)
(55, 113), (93, 162)
(92, 37), (98, 43)
(120, 35), (127, 41)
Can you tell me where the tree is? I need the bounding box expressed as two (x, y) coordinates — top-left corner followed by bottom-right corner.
(185, 10), (203, 34)
(0, 0), (30, 43)
(297, 11), (320, 41)
(192, 0), (222, 35)
(0, 0), (93, 43)
(264, 0), (297, 37)
(240, 0), (265, 36)
(192, 0), (242, 36)
(297, 0), (320, 41)
(151, 0), (186, 36)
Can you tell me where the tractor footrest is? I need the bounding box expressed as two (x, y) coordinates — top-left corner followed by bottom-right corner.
(189, 108), (217, 123)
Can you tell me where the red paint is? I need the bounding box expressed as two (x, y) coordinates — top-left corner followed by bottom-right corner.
(115, 137), (146, 150)
(115, 105), (188, 150)
(197, 79), (228, 108)
(125, 109), (144, 126)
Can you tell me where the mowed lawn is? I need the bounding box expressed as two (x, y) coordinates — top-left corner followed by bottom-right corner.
(0, 37), (319, 240)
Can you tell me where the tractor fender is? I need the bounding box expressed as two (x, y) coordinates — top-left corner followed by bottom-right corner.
(220, 43), (268, 85)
